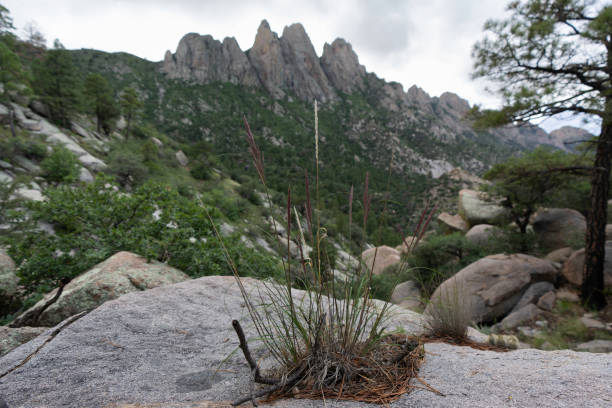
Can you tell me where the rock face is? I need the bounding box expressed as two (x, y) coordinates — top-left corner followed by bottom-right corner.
(532, 208), (586, 251)
(458, 189), (507, 226)
(12, 251), (190, 327)
(511, 281), (555, 313)
(1, 276), (610, 408)
(320, 38), (365, 93)
(0, 249), (21, 316)
(361, 245), (401, 275)
(249, 21), (336, 102)
(561, 241), (612, 287)
(162, 33), (260, 87)
(0, 326), (46, 357)
(427, 254), (557, 323)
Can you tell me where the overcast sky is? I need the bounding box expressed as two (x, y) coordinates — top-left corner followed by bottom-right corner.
(3, 0), (599, 132)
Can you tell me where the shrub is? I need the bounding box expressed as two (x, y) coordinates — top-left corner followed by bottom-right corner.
(40, 145), (80, 183)
(424, 278), (472, 340)
(8, 176), (282, 293)
(105, 149), (149, 186)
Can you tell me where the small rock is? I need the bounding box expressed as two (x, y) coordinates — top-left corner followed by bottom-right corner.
(0, 170), (13, 183)
(78, 167), (94, 183)
(0, 160), (13, 170)
(151, 137), (163, 147)
(576, 339), (612, 353)
(362, 245), (401, 276)
(13, 187), (45, 202)
(465, 224), (501, 245)
(175, 150), (189, 167)
(579, 316), (605, 330)
(437, 212), (468, 233)
(536, 291), (556, 311)
(535, 320), (548, 328)
(219, 222), (235, 236)
(556, 288), (580, 302)
(545, 247), (573, 264)
(512, 281), (554, 313)
(517, 326), (541, 338)
(499, 304), (542, 330)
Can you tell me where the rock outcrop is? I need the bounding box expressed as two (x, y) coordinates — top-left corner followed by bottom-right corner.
(248, 20), (336, 102)
(162, 33), (260, 87)
(320, 38), (365, 93)
(427, 254), (558, 323)
(0, 326), (46, 357)
(11, 251), (190, 327)
(1, 276), (610, 408)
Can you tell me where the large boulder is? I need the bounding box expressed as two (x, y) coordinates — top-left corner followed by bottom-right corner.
(11, 251), (190, 327)
(361, 245), (401, 275)
(427, 254), (557, 323)
(0, 326), (46, 357)
(0, 276), (610, 408)
(561, 242), (612, 287)
(0, 249), (21, 316)
(465, 224), (501, 246)
(437, 212), (468, 233)
(458, 189), (507, 226)
(532, 208), (586, 251)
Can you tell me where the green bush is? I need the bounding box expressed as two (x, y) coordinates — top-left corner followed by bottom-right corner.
(0, 136), (48, 162)
(40, 145), (80, 182)
(8, 176), (282, 293)
(105, 149), (149, 186)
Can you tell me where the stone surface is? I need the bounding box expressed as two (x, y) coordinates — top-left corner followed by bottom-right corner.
(361, 245), (401, 276)
(556, 288), (580, 302)
(427, 254), (557, 323)
(511, 281), (555, 312)
(0, 326), (46, 357)
(390, 280), (421, 311)
(162, 33), (260, 87)
(536, 291), (556, 311)
(544, 247), (573, 264)
(458, 189), (507, 226)
(576, 339), (612, 353)
(532, 208), (586, 251)
(0, 249), (20, 316)
(13, 187), (44, 202)
(465, 224), (500, 245)
(12, 251), (190, 327)
(437, 212), (468, 233)
(0, 276), (610, 408)
(561, 242), (612, 287)
(320, 38), (365, 93)
(499, 304), (542, 330)
(175, 150), (189, 166)
(580, 316), (606, 330)
(78, 167), (94, 183)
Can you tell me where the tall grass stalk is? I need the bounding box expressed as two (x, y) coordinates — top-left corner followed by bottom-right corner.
(216, 103), (431, 404)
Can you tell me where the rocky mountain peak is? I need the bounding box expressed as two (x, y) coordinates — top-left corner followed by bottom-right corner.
(438, 92), (471, 117)
(249, 19), (286, 98)
(321, 38), (366, 93)
(161, 32), (259, 87)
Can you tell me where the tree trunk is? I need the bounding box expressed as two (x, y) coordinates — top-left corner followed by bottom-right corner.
(582, 98), (611, 310)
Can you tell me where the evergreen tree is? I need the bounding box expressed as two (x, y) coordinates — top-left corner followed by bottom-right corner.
(83, 73), (118, 134)
(35, 47), (79, 127)
(119, 87), (142, 138)
(472, 0), (612, 309)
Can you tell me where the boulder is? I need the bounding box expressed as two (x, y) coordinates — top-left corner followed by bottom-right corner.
(532, 208), (586, 251)
(498, 304), (542, 330)
(544, 247), (573, 264)
(390, 281), (421, 311)
(0, 326), (46, 357)
(362, 245), (401, 276)
(511, 281), (555, 312)
(561, 242), (612, 287)
(13, 187), (44, 202)
(395, 236), (418, 254)
(11, 251), (190, 327)
(0, 249), (21, 316)
(536, 291), (556, 311)
(427, 254), (557, 323)
(28, 100), (50, 118)
(465, 224), (500, 245)
(437, 212), (468, 233)
(458, 189), (507, 226)
(0, 276), (610, 408)
(78, 167), (94, 183)
(579, 316), (606, 330)
(576, 339), (612, 353)
(175, 150), (189, 167)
